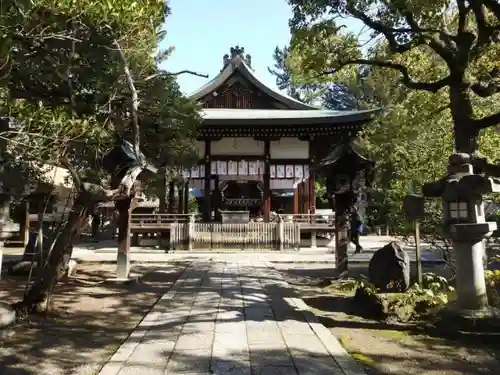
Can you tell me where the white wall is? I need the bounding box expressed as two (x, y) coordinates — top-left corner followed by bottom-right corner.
(211, 137), (265, 156)
(270, 138), (308, 159)
(196, 141), (205, 158)
(199, 137), (310, 159)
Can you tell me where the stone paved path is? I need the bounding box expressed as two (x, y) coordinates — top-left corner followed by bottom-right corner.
(98, 261), (363, 375)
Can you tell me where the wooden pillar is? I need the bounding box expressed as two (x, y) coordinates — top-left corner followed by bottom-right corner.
(167, 180), (175, 213)
(203, 140), (211, 222)
(293, 189), (299, 215)
(263, 140), (271, 222)
(298, 183), (303, 214)
(309, 174), (316, 213)
(159, 172), (168, 213)
(115, 197), (134, 279)
(20, 200), (30, 247)
(309, 140), (316, 214)
(183, 180), (189, 214)
(178, 182), (184, 214)
(334, 191), (353, 278)
(308, 136), (316, 213)
(302, 182), (307, 213)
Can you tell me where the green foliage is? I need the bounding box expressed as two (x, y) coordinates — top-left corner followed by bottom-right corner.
(0, 0), (199, 190)
(287, 0), (500, 156)
(187, 194), (199, 214)
(421, 272), (454, 294)
(273, 3), (500, 232)
(345, 273), (451, 322)
(336, 276), (375, 292)
(485, 270), (500, 307)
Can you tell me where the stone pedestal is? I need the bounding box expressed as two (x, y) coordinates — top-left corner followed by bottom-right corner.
(436, 223), (500, 333)
(0, 301), (15, 329)
(450, 222), (495, 310)
(0, 221), (20, 280)
(0, 222), (20, 332)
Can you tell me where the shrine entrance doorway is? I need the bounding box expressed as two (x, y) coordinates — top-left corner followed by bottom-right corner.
(219, 180), (263, 217)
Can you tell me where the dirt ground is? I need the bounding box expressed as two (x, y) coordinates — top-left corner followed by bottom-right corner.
(0, 262), (189, 375)
(274, 262), (500, 375)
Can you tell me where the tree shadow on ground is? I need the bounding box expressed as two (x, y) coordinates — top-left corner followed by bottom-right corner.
(0, 260), (497, 375)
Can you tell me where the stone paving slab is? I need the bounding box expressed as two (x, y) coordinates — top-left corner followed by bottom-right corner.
(98, 261), (365, 375)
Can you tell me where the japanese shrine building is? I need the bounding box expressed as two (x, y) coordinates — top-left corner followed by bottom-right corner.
(183, 46), (376, 222)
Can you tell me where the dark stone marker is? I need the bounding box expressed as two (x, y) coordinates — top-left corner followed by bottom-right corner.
(369, 241), (410, 292)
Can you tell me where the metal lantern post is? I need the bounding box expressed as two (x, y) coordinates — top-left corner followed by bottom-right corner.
(318, 142), (374, 278)
(101, 138), (157, 280)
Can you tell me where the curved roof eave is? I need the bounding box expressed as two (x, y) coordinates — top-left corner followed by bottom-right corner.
(188, 56), (318, 110)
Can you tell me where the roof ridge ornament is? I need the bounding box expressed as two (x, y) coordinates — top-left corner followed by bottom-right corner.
(222, 46), (252, 71)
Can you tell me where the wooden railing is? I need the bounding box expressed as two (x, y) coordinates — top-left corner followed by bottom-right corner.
(277, 213), (335, 226)
(130, 213), (335, 228)
(131, 214), (198, 228)
(170, 222), (300, 251)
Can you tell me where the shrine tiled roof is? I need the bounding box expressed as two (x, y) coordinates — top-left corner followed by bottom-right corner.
(200, 108), (379, 124)
(189, 54), (316, 110)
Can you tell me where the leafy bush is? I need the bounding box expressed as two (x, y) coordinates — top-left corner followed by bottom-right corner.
(342, 273), (452, 322)
(485, 270), (500, 307)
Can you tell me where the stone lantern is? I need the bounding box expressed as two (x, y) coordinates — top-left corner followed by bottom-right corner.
(424, 153), (500, 318)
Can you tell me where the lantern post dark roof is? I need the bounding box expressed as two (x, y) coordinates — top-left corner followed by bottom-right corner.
(320, 141), (374, 169)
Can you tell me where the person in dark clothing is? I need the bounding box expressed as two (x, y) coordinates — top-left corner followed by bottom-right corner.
(91, 212), (101, 241)
(350, 211), (363, 254)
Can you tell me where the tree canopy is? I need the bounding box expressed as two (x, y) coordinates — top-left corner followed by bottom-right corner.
(1, 0), (202, 313)
(269, 3), (500, 232)
(1, 0), (200, 187)
(287, 0), (500, 154)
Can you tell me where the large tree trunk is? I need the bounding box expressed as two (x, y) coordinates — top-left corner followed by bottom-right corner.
(449, 83), (479, 154)
(13, 192), (92, 314)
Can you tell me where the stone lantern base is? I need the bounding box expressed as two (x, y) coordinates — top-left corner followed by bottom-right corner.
(0, 301), (15, 329)
(436, 222), (500, 334)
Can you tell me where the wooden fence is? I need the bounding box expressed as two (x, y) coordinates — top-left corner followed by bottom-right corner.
(169, 222), (300, 251)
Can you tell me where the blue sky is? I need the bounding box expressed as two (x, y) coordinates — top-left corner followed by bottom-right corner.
(160, 0), (362, 95)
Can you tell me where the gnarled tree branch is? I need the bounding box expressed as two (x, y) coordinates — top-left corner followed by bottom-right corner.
(474, 111), (500, 130)
(483, 0), (500, 21)
(346, 5), (423, 54)
(470, 67), (500, 97)
(144, 70), (209, 82)
(321, 59), (451, 93)
(167, 70), (208, 78)
(470, 1), (499, 59)
(113, 40), (140, 155)
(456, 0), (471, 34)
